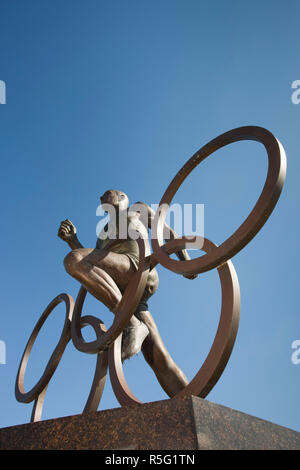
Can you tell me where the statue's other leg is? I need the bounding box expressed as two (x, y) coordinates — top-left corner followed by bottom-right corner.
(139, 310), (188, 396)
(63, 248), (149, 357)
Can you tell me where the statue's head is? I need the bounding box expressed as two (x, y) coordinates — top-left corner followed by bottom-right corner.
(100, 189), (129, 212)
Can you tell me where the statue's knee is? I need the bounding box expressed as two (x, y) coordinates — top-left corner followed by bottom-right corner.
(64, 250), (83, 276)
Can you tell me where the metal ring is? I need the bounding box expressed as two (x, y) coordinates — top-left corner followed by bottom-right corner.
(15, 293), (109, 422)
(107, 236), (240, 405)
(30, 315), (109, 422)
(15, 294), (73, 404)
(108, 333), (142, 406)
(151, 126), (287, 275)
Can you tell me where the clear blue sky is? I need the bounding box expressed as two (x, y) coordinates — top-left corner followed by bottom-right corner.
(1, 0), (300, 433)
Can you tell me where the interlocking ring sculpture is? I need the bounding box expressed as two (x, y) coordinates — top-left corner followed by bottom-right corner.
(15, 126), (287, 422)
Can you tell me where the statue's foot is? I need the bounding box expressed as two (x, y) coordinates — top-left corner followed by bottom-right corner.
(121, 320), (149, 362)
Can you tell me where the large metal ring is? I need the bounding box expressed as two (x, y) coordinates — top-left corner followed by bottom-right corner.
(151, 126), (287, 275)
(30, 315), (109, 422)
(108, 237), (240, 406)
(15, 294), (73, 404)
(15, 293), (109, 422)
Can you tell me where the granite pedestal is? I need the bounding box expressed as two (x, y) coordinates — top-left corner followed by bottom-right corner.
(0, 396), (299, 450)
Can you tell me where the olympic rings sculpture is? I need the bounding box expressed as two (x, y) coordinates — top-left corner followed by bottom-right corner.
(15, 126), (287, 422)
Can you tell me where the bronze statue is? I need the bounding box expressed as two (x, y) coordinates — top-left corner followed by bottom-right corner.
(16, 126), (286, 423)
(58, 189), (190, 396)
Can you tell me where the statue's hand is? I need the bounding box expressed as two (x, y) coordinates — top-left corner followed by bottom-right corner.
(58, 219), (77, 242)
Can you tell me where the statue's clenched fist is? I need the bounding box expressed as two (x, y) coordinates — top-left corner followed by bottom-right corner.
(58, 219), (77, 242)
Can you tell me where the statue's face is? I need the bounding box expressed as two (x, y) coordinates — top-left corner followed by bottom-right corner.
(100, 189), (129, 211)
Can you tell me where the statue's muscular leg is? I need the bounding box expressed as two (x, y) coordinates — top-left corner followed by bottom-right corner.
(63, 248), (149, 358)
(64, 248), (139, 324)
(139, 310), (188, 396)
(64, 248), (188, 393)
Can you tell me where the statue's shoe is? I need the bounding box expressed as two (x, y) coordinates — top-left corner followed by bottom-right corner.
(121, 321), (149, 361)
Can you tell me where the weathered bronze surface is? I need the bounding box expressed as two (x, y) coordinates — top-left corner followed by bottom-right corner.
(15, 126), (286, 422)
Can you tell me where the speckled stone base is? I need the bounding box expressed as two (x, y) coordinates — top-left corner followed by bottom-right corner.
(1, 396), (300, 450)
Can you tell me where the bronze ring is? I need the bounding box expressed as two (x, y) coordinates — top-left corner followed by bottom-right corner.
(15, 292), (109, 422)
(108, 332), (142, 406)
(30, 315), (108, 422)
(151, 126), (287, 276)
(108, 237), (240, 406)
(15, 293), (74, 404)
